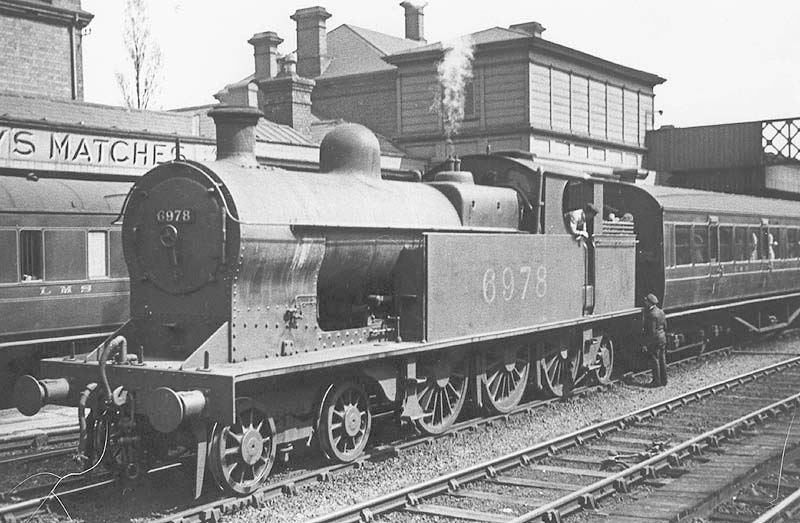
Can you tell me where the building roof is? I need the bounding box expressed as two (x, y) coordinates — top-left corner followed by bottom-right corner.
(172, 105), (314, 146)
(385, 26), (665, 86)
(389, 26), (528, 55)
(320, 24), (423, 78)
(0, 92), (315, 147)
(0, 91), (200, 137)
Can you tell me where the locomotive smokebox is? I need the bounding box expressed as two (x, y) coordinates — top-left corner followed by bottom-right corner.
(319, 123), (381, 178)
(208, 105), (263, 166)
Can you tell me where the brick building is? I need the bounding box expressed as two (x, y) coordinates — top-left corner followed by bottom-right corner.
(220, 4), (666, 173)
(0, 0), (92, 100)
(0, 1), (421, 180)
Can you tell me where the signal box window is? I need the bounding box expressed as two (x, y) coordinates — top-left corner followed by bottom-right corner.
(20, 230), (43, 281)
(674, 225), (691, 266)
(88, 231), (108, 279)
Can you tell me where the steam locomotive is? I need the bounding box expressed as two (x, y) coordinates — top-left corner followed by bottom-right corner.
(14, 106), (800, 497)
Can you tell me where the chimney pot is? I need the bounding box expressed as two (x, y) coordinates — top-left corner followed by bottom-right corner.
(290, 6), (332, 78)
(208, 105), (262, 166)
(400, 1), (426, 42)
(509, 21), (546, 38)
(248, 31), (284, 81)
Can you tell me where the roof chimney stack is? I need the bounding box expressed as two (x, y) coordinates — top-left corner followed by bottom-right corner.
(249, 31), (283, 82)
(208, 106), (263, 166)
(290, 6), (331, 78)
(400, 1), (427, 43)
(509, 21), (546, 38)
(256, 54), (315, 137)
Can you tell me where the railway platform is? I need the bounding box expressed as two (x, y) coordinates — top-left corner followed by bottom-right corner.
(0, 405), (77, 441)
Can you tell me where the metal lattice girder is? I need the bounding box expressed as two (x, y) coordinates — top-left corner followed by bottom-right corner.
(762, 117), (800, 164)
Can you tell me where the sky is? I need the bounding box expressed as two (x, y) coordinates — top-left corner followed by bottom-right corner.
(80, 0), (799, 128)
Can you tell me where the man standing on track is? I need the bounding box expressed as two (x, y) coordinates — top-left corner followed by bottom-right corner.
(642, 293), (667, 387)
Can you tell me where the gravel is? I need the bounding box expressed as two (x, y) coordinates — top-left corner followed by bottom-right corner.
(15, 335), (800, 523)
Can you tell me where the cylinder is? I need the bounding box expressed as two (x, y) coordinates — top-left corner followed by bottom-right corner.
(14, 376), (71, 416)
(146, 387), (207, 433)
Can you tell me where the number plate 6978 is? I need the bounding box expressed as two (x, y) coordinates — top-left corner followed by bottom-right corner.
(156, 209), (194, 223)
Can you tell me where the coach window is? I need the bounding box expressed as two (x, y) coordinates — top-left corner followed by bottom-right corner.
(748, 228), (759, 261)
(0, 230), (17, 283)
(719, 226), (733, 262)
(763, 228), (776, 260)
(88, 231), (108, 279)
(789, 229), (800, 258)
(675, 225), (691, 266)
(19, 230), (43, 281)
(709, 224), (719, 262)
(45, 230), (87, 281)
(691, 226), (709, 264)
(734, 227), (748, 261)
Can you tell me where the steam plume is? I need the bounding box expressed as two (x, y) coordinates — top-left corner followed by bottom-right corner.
(435, 36), (474, 139)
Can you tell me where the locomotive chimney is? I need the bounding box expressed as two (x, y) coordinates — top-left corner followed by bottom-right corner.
(400, 1), (426, 43)
(249, 31), (283, 81)
(291, 6), (331, 78)
(208, 105), (263, 166)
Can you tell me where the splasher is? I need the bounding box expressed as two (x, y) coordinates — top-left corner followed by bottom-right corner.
(435, 36), (474, 144)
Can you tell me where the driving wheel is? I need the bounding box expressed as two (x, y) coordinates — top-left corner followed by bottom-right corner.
(209, 397), (277, 496)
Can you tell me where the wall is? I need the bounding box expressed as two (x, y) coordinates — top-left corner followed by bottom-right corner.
(645, 122), (763, 171)
(529, 61), (654, 148)
(0, 16), (75, 99)
(313, 71), (398, 138)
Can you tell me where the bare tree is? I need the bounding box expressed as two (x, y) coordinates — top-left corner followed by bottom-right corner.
(116, 0), (162, 109)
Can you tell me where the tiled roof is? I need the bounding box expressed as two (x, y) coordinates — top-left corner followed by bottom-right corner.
(389, 27), (527, 56)
(0, 91), (198, 136)
(172, 105), (315, 146)
(321, 25), (423, 78)
(345, 25), (423, 55)
(384, 26), (665, 85)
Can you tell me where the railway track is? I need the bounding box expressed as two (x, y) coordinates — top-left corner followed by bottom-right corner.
(102, 352), (797, 523)
(302, 355), (800, 523)
(687, 444), (800, 522)
(0, 345), (789, 523)
(0, 344), (732, 522)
